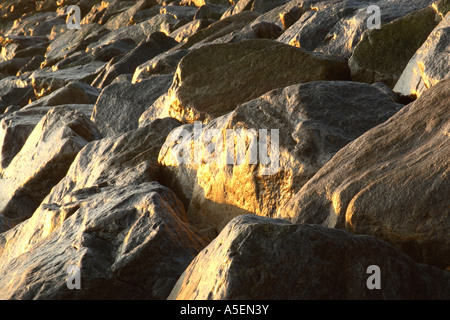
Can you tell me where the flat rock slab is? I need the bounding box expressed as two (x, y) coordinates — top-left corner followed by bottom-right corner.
(150, 39), (350, 123)
(158, 81), (402, 233)
(0, 182), (206, 299)
(281, 79), (450, 269)
(169, 215), (450, 300)
(92, 74), (173, 137)
(394, 12), (450, 98)
(0, 106), (101, 221)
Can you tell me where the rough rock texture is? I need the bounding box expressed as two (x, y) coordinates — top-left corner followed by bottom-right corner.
(158, 81), (402, 233)
(91, 74), (173, 137)
(23, 82), (100, 109)
(278, 0), (436, 59)
(394, 12), (450, 98)
(0, 182), (206, 299)
(132, 49), (189, 83)
(281, 79), (450, 269)
(0, 77), (35, 113)
(348, 5), (443, 88)
(91, 32), (177, 88)
(30, 61), (105, 98)
(169, 215), (450, 300)
(147, 39), (350, 123)
(0, 107), (101, 221)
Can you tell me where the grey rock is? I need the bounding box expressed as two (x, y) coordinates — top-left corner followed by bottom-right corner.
(150, 39), (350, 124)
(30, 61), (106, 98)
(0, 77), (35, 112)
(394, 12), (450, 98)
(281, 79), (450, 269)
(132, 50), (189, 83)
(194, 4), (228, 20)
(169, 19), (213, 43)
(348, 5), (443, 88)
(158, 81), (402, 232)
(278, 0), (436, 59)
(91, 32), (177, 88)
(23, 82), (100, 109)
(169, 215), (450, 300)
(92, 74), (173, 137)
(0, 182), (206, 299)
(0, 106), (101, 221)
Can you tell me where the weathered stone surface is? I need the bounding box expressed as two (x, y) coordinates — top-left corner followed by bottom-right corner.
(92, 74), (173, 137)
(278, 0), (436, 59)
(281, 79), (450, 269)
(169, 215), (450, 300)
(150, 39), (350, 123)
(86, 15), (178, 54)
(394, 12), (450, 98)
(103, 0), (160, 30)
(158, 81), (402, 233)
(92, 32), (177, 88)
(45, 23), (101, 65)
(4, 12), (65, 37)
(173, 11), (260, 49)
(30, 61), (105, 98)
(169, 19), (213, 43)
(23, 82), (100, 109)
(0, 107), (101, 221)
(194, 4), (228, 20)
(0, 77), (35, 113)
(90, 38), (137, 62)
(0, 35), (48, 62)
(132, 49), (189, 83)
(0, 182), (206, 299)
(348, 5), (443, 88)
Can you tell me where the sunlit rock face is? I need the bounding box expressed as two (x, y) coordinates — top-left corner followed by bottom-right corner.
(394, 12), (450, 98)
(0, 104), (94, 174)
(0, 182), (206, 299)
(0, 106), (101, 222)
(281, 79), (450, 269)
(158, 81), (402, 234)
(91, 74), (173, 137)
(348, 4), (444, 88)
(146, 39), (350, 124)
(169, 215), (450, 300)
(278, 0), (436, 59)
(0, 77), (35, 113)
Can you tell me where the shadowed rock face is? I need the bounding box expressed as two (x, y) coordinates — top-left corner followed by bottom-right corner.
(169, 215), (450, 300)
(0, 0), (448, 301)
(0, 182), (206, 300)
(280, 79), (450, 269)
(147, 39), (350, 124)
(0, 107), (101, 222)
(157, 81), (402, 233)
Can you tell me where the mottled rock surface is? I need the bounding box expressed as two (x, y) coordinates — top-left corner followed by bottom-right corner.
(158, 81), (402, 232)
(281, 79), (450, 269)
(148, 39), (350, 123)
(169, 215), (450, 300)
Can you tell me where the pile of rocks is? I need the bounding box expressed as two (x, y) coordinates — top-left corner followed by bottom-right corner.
(0, 0), (448, 299)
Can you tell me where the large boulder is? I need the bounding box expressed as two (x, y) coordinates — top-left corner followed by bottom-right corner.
(0, 77), (35, 113)
(91, 74), (173, 137)
(158, 81), (402, 233)
(0, 182), (206, 299)
(348, 4), (444, 88)
(278, 0), (436, 59)
(0, 107), (101, 221)
(169, 215), (450, 300)
(145, 39), (350, 124)
(280, 79), (450, 269)
(394, 12), (450, 98)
